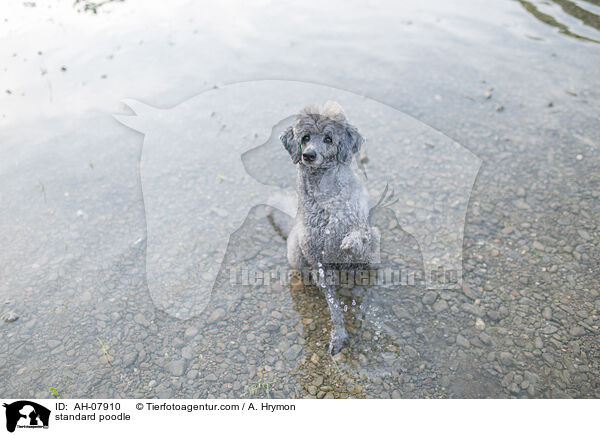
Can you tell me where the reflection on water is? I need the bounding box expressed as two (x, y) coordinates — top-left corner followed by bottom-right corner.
(517, 0), (600, 42)
(71, 0), (600, 44)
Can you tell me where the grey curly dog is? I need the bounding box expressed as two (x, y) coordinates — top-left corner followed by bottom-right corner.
(270, 101), (382, 355)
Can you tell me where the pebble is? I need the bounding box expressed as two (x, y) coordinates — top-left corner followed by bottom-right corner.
(165, 359), (186, 376)
(524, 371), (539, 384)
(222, 372), (237, 384)
(542, 306), (553, 320)
(475, 318), (486, 330)
(433, 299), (448, 313)
(422, 291), (438, 305)
(542, 353), (554, 364)
(532, 241), (545, 251)
(570, 326), (585, 337)
(122, 351), (138, 368)
(534, 336), (544, 349)
(312, 375), (323, 387)
(278, 340), (290, 353)
(392, 305), (412, 319)
(284, 344), (302, 361)
(440, 376), (451, 388)
(2, 312), (19, 322)
(405, 345), (418, 358)
(265, 322), (280, 333)
(463, 303), (484, 317)
(499, 351), (513, 365)
(181, 346), (193, 359)
(184, 327), (198, 339)
(485, 307), (508, 322)
(462, 284), (479, 299)
(207, 308), (225, 324)
(577, 229), (590, 241)
(157, 384), (173, 399)
(134, 313), (149, 326)
(479, 332), (491, 345)
(456, 335), (470, 348)
(487, 310), (501, 321)
(47, 340), (61, 349)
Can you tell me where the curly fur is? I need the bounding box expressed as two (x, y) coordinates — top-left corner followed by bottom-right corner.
(277, 101), (380, 354)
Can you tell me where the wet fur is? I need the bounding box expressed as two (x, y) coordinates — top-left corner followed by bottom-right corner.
(277, 102), (380, 355)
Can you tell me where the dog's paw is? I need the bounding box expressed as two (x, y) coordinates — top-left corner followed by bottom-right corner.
(340, 231), (366, 255)
(328, 329), (350, 356)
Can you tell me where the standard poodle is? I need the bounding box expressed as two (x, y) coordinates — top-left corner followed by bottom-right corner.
(272, 101), (381, 354)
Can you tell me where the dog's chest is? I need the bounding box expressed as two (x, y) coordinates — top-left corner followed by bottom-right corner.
(301, 195), (361, 261)
(296, 165), (369, 264)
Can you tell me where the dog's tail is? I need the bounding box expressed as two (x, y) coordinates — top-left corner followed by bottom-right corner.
(369, 183), (398, 225)
(267, 208), (294, 240)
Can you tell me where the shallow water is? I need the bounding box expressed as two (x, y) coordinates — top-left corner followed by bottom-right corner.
(0, 0), (598, 398)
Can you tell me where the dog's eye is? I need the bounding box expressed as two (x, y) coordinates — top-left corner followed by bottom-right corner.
(324, 135), (332, 144)
(302, 134), (310, 143)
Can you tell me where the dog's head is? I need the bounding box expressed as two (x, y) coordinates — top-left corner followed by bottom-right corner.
(280, 101), (364, 169)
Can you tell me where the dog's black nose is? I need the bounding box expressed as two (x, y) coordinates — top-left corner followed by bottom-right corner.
(302, 150), (317, 162)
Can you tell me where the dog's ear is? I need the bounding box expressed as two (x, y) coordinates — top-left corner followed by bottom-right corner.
(280, 126), (301, 164)
(338, 124), (364, 163)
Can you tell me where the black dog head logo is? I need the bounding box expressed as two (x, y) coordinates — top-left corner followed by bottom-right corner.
(3, 401), (50, 433)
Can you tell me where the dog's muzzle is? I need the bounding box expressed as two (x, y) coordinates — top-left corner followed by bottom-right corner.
(302, 150), (317, 163)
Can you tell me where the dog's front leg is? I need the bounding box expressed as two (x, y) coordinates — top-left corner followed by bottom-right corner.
(318, 271), (349, 355)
